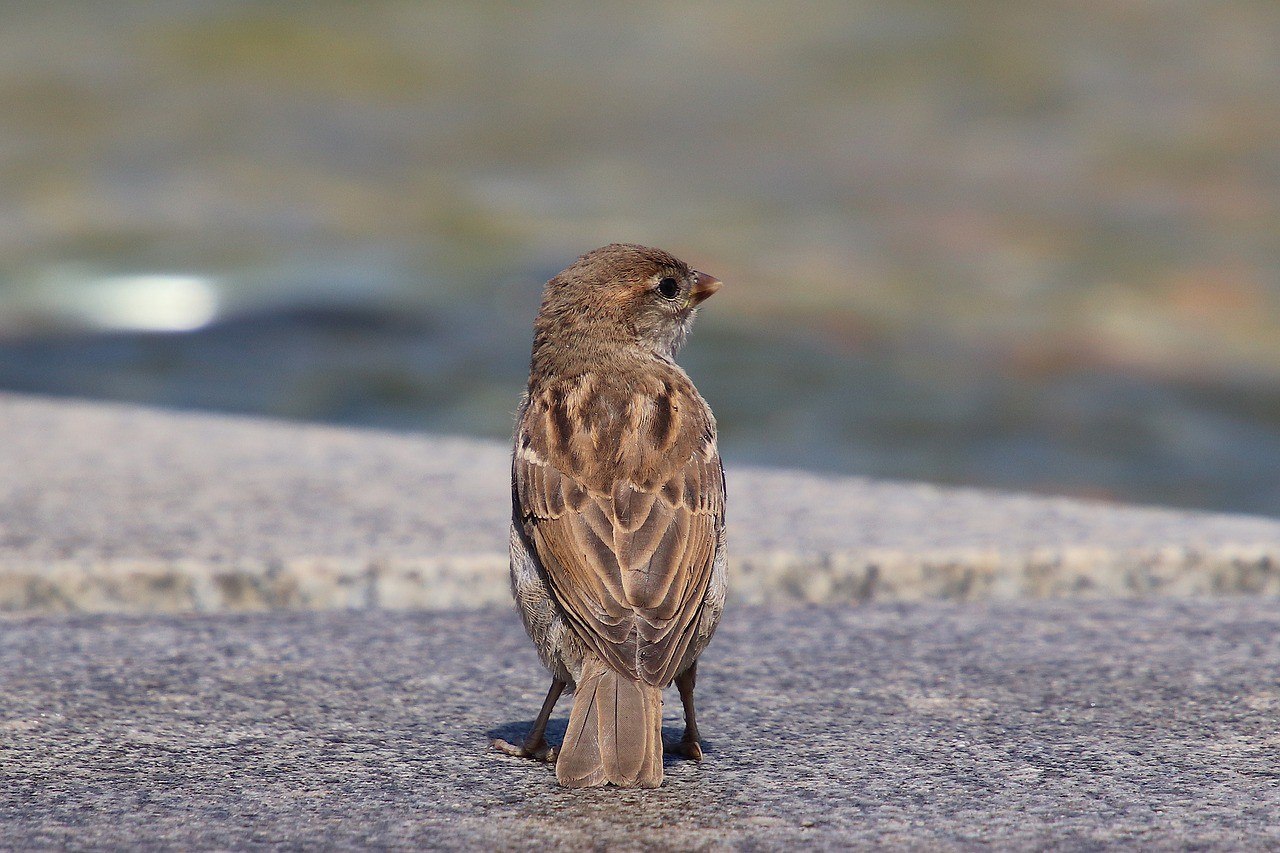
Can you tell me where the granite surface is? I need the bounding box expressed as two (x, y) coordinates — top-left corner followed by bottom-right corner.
(3, 393), (1280, 614)
(4, 600), (1279, 848)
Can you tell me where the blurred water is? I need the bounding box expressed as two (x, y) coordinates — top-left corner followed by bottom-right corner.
(0, 1), (1278, 515)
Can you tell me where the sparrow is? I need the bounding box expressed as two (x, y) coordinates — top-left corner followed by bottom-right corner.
(492, 243), (727, 788)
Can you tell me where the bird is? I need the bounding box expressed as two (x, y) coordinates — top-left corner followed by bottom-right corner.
(492, 243), (727, 788)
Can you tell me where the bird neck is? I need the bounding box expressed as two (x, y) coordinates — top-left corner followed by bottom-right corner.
(530, 342), (630, 388)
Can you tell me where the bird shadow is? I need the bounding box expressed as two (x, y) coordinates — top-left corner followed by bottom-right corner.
(486, 717), (568, 746)
(486, 719), (709, 764)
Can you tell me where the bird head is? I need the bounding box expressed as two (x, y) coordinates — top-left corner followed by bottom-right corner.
(533, 243), (722, 364)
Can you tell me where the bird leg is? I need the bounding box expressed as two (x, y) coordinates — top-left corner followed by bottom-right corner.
(492, 678), (565, 763)
(664, 662), (703, 761)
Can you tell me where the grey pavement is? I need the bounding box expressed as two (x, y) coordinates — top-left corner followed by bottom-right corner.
(4, 599), (1280, 848)
(4, 393), (1280, 614)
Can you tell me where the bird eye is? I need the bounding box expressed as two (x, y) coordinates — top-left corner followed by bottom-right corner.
(657, 277), (679, 299)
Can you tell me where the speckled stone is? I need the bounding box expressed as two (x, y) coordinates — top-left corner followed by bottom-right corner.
(3, 393), (1280, 614)
(3, 600), (1280, 848)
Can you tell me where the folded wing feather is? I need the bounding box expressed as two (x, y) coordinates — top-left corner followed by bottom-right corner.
(514, 370), (724, 688)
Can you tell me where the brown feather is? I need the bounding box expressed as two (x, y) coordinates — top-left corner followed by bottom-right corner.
(514, 364), (724, 686)
(555, 660), (607, 787)
(557, 654), (662, 788)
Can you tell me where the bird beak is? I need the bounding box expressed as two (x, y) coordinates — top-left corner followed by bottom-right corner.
(689, 271), (722, 306)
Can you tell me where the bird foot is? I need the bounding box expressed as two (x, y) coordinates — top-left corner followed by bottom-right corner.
(663, 737), (703, 761)
(492, 738), (558, 763)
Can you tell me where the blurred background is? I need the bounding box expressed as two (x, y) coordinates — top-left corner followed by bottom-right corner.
(0, 1), (1277, 515)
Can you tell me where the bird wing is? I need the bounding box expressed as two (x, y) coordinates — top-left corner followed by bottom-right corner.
(513, 374), (725, 688)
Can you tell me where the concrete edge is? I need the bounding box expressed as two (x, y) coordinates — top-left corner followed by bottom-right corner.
(4, 543), (1278, 616)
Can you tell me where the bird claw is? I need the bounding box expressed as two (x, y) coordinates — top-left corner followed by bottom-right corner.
(492, 738), (557, 763)
(663, 737), (703, 762)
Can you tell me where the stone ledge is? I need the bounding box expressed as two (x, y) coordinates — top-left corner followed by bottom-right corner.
(3, 546), (1278, 615)
(3, 393), (1279, 614)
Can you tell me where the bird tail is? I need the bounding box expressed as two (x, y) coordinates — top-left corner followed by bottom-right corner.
(556, 654), (663, 788)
